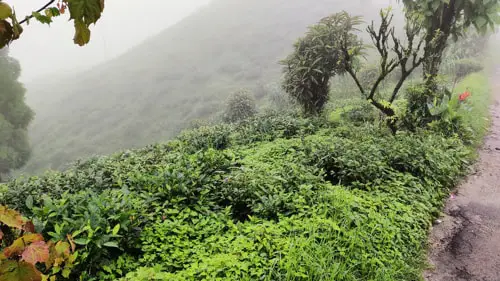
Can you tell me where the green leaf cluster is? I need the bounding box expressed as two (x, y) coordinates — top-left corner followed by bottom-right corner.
(0, 107), (475, 280)
(281, 12), (364, 115)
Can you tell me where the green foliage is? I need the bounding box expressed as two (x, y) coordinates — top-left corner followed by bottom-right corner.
(0, 49), (33, 180)
(281, 12), (363, 115)
(400, 0), (500, 81)
(401, 0), (500, 37)
(1, 10), (493, 280)
(177, 124), (232, 153)
(0, 205), (77, 281)
(0, 0), (105, 48)
(222, 90), (258, 123)
(20, 0), (399, 174)
(1, 104), (480, 280)
(451, 72), (492, 145)
(454, 59), (484, 82)
(340, 101), (377, 125)
(25, 188), (148, 278)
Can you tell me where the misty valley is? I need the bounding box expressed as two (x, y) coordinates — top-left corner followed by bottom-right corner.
(0, 0), (499, 280)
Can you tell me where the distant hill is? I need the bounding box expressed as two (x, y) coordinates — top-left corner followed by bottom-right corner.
(21, 0), (399, 174)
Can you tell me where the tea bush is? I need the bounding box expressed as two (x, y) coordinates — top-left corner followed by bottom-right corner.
(0, 73), (488, 281)
(222, 90), (258, 123)
(27, 188), (149, 278)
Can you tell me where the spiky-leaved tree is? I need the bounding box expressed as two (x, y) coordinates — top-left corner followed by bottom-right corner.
(281, 12), (364, 115)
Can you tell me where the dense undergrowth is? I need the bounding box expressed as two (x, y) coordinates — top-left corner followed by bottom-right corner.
(0, 69), (491, 280)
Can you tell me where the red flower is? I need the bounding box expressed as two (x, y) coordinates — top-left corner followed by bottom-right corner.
(459, 91), (471, 101)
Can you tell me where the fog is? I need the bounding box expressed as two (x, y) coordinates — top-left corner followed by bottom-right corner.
(8, 0), (414, 174)
(6, 0), (495, 175)
(9, 0), (210, 82)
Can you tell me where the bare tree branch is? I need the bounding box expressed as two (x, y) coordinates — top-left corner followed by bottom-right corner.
(388, 20), (424, 103)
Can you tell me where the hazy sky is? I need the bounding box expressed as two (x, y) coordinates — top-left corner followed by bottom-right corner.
(8, 0), (211, 82)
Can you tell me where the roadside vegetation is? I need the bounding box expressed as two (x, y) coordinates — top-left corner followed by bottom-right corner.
(0, 1), (499, 280)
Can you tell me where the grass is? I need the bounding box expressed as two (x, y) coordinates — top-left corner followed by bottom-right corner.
(454, 72), (492, 146)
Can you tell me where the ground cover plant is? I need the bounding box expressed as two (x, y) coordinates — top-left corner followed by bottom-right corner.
(1, 3), (496, 281)
(0, 66), (490, 280)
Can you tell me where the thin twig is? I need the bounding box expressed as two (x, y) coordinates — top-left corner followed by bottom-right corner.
(19, 0), (57, 25)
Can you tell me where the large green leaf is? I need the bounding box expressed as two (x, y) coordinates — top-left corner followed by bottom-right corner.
(73, 20), (91, 46)
(0, 261), (42, 281)
(66, 0), (104, 25)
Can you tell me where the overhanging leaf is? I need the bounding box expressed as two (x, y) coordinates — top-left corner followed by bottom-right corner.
(32, 12), (52, 25)
(67, 0), (104, 25)
(0, 205), (23, 229)
(0, 261), (42, 281)
(73, 20), (91, 46)
(0, 2), (13, 20)
(22, 241), (50, 265)
(3, 234), (44, 258)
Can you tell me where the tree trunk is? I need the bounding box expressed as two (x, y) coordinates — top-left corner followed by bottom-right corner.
(422, 0), (457, 90)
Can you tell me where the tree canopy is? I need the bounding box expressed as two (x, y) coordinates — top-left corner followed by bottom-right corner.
(281, 12), (363, 115)
(0, 0), (105, 49)
(0, 48), (33, 180)
(399, 0), (500, 82)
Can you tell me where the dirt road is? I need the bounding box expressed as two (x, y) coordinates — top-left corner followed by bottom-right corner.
(425, 71), (500, 281)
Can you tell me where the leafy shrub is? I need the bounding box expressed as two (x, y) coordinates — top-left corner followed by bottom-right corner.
(222, 90), (258, 123)
(121, 182), (448, 281)
(26, 188), (149, 279)
(96, 254), (142, 281)
(231, 110), (328, 145)
(340, 101), (377, 125)
(177, 124), (232, 152)
(454, 59), (483, 81)
(304, 128), (470, 189)
(400, 82), (453, 131)
(0, 205), (78, 281)
(140, 205), (232, 270)
(1, 83), (482, 281)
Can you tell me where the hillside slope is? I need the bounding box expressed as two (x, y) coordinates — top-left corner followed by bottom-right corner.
(22, 0), (395, 173)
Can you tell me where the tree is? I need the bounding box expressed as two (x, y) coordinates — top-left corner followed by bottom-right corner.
(0, 48), (33, 181)
(341, 9), (424, 133)
(0, 0), (106, 49)
(281, 12), (363, 115)
(399, 0), (500, 87)
(223, 90), (258, 123)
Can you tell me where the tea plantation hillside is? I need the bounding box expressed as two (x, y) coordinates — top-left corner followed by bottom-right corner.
(1, 0), (497, 279)
(0, 68), (492, 280)
(21, 0), (401, 174)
